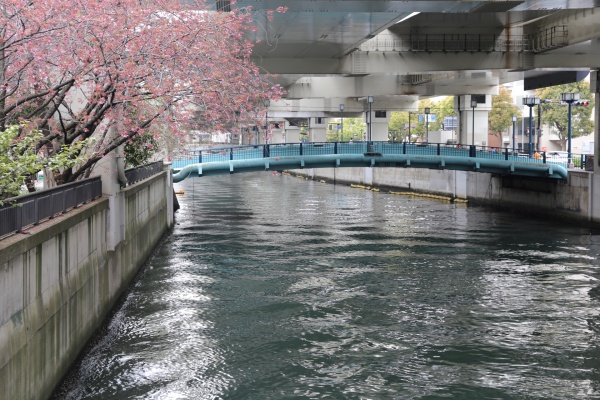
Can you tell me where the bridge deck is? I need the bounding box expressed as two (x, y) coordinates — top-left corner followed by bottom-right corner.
(171, 141), (575, 182)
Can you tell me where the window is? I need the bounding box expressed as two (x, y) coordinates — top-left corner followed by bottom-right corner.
(375, 111), (387, 118)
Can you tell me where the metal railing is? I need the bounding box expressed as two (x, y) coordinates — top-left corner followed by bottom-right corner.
(125, 161), (164, 186)
(0, 176), (102, 239)
(359, 27), (568, 54)
(531, 26), (568, 52)
(172, 141), (592, 171)
(360, 34), (533, 53)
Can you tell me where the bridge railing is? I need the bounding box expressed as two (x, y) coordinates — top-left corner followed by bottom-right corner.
(358, 28), (567, 53)
(171, 142), (592, 171)
(359, 33), (534, 53)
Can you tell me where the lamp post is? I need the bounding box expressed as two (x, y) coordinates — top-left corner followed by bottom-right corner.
(522, 96), (540, 158)
(367, 96), (374, 142)
(339, 103), (345, 142)
(263, 99), (270, 144)
(367, 96), (374, 151)
(512, 115), (517, 153)
(560, 92), (580, 167)
(470, 99), (477, 145)
(424, 107), (430, 143)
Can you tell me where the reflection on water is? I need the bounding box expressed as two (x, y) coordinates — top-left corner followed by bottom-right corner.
(56, 173), (600, 399)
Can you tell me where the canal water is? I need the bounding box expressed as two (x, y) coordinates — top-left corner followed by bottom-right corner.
(57, 173), (600, 399)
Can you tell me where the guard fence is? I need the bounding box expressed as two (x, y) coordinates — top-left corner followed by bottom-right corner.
(125, 161), (164, 186)
(0, 177), (103, 239)
(1, 161), (166, 240)
(172, 141), (592, 171)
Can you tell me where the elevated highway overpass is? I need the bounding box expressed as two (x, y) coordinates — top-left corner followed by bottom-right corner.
(215, 1), (600, 166)
(239, 0), (600, 95)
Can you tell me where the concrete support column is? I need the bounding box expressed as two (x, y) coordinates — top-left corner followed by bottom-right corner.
(240, 126), (250, 145)
(231, 129), (241, 145)
(309, 117), (327, 143)
(241, 126), (260, 145)
(456, 95), (491, 146)
(285, 122), (301, 143)
(92, 127), (126, 197)
(371, 120), (389, 141)
(363, 110), (391, 141)
(590, 70), (600, 224)
(92, 141), (126, 251)
(592, 71), (600, 174)
(268, 120), (286, 144)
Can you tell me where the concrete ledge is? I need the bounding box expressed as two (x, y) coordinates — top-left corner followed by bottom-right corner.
(0, 198), (109, 266)
(123, 170), (167, 198)
(292, 167), (596, 226)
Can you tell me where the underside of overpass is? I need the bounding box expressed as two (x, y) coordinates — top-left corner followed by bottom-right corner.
(210, 1), (600, 178)
(213, 1), (600, 127)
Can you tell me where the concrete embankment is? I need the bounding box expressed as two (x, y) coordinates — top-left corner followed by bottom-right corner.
(0, 170), (174, 400)
(292, 167), (599, 226)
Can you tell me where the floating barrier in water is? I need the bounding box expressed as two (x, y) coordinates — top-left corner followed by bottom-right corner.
(389, 191), (464, 203)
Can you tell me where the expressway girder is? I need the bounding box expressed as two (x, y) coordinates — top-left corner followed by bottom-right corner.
(239, 1), (600, 101)
(284, 75), (499, 99)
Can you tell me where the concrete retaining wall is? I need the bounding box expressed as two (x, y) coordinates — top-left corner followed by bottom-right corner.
(0, 171), (173, 400)
(294, 167), (596, 225)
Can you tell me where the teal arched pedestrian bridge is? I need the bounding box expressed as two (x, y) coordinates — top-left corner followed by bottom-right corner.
(171, 141), (575, 182)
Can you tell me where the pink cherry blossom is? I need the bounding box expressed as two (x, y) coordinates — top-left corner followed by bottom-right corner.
(0, 0), (285, 183)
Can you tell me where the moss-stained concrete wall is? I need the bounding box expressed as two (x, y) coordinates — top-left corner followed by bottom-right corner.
(293, 167), (595, 225)
(0, 170), (173, 400)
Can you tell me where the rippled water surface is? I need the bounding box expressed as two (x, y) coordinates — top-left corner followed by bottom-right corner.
(57, 173), (600, 399)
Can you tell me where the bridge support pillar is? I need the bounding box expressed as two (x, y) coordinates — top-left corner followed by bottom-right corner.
(309, 117), (327, 143)
(268, 119), (286, 144)
(285, 121), (301, 143)
(456, 95), (491, 146)
(591, 71), (600, 175)
(590, 71), (600, 224)
(240, 126), (250, 145)
(241, 125), (261, 145)
(363, 109), (390, 142)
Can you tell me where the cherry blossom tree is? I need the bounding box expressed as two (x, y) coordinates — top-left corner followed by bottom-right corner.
(0, 0), (285, 185)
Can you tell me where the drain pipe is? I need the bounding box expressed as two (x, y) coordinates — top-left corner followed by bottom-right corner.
(116, 147), (127, 187)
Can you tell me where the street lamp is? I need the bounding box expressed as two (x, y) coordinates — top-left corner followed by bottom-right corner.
(424, 107), (430, 143)
(367, 96), (374, 152)
(471, 99), (477, 145)
(408, 111), (412, 141)
(512, 115), (517, 153)
(339, 103), (345, 142)
(263, 99), (270, 144)
(367, 96), (374, 143)
(560, 92), (580, 167)
(522, 96), (540, 158)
